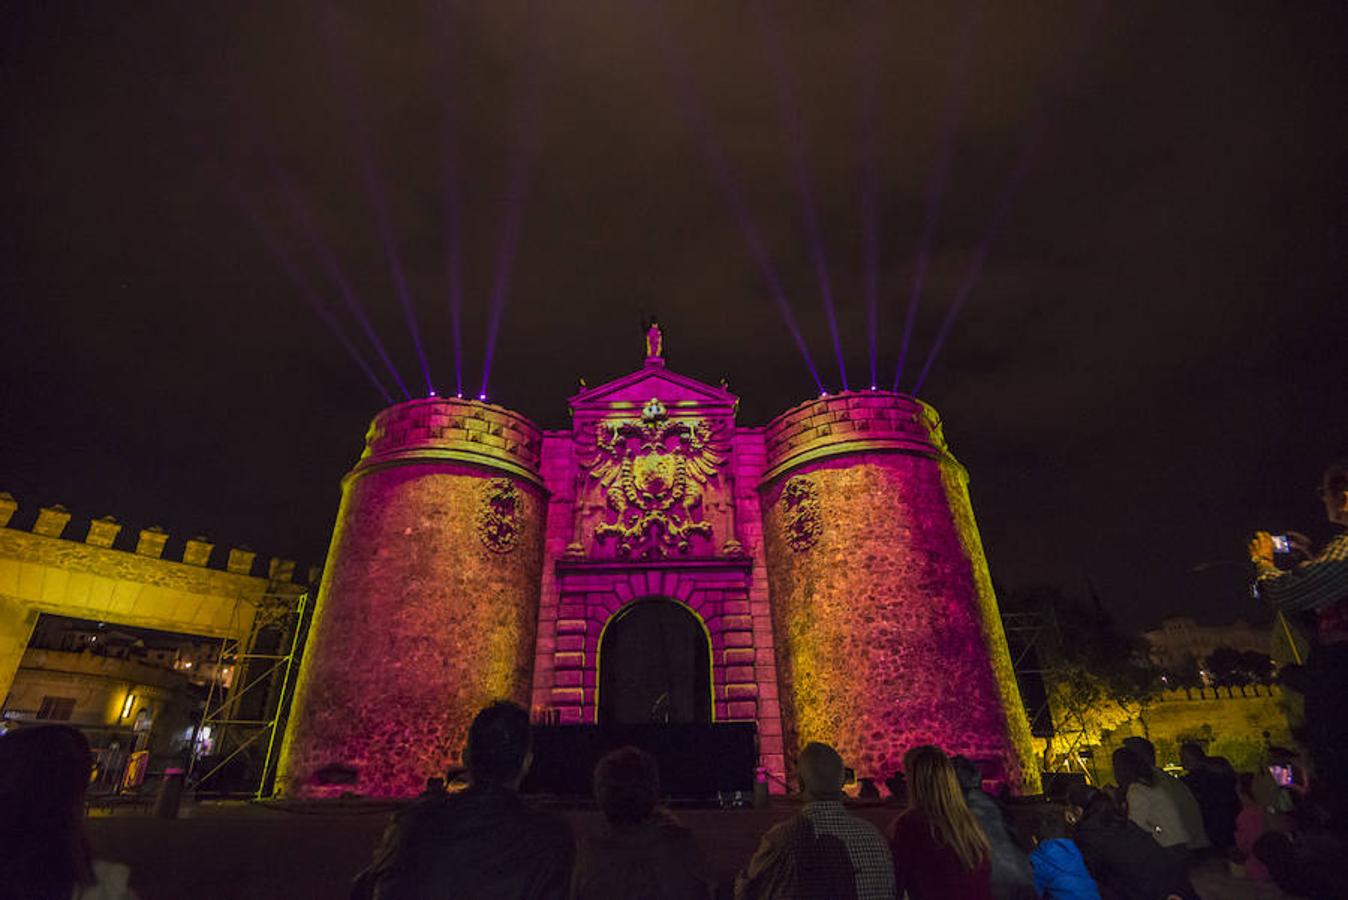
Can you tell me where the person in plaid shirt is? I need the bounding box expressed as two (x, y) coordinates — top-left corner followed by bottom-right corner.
(1250, 457), (1348, 822)
(734, 742), (895, 900)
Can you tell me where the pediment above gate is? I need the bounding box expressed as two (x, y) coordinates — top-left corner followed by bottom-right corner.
(563, 324), (744, 560)
(568, 363), (737, 418)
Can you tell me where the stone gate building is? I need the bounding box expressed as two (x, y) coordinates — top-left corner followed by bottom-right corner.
(277, 331), (1036, 798)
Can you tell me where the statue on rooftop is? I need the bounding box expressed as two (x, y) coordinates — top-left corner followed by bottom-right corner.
(645, 317), (663, 362)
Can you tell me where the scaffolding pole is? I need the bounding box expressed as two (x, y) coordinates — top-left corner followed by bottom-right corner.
(188, 589), (308, 797)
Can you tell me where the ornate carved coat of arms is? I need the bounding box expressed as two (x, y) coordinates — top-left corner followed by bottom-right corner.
(583, 398), (726, 557)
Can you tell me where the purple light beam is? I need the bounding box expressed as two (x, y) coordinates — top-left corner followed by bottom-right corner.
(640, 0), (824, 396)
(430, 9), (466, 399)
(150, 81), (391, 403)
(478, 25), (544, 401)
(442, 134), (465, 400)
(893, 0), (983, 391)
(368, 174), (434, 397)
(857, 0), (883, 389)
(277, 174), (412, 400)
(910, 1), (1101, 396)
(322, 11), (435, 396)
(758, 2), (849, 391)
(228, 182), (392, 404)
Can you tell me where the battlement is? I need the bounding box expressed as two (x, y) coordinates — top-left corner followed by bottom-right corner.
(352, 397), (544, 486)
(0, 491), (305, 584)
(760, 391), (952, 483)
(1153, 684), (1284, 704)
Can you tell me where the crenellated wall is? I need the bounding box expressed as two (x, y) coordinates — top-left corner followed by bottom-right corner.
(0, 492), (305, 713)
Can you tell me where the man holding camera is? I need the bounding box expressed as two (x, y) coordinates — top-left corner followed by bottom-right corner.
(1249, 458), (1348, 822)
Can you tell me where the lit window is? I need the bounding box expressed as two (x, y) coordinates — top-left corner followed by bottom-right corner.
(120, 693), (136, 720)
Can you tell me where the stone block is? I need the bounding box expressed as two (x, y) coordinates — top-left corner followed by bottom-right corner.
(553, 669), (584, 688)
(85, 516), (121, 548)
(720, 614), (753, 632)
(0, 492), (16, 528)
(554, 651), (586, 669)
(724, 683), (759, 700)
(721, 631), (754, 648)
(226, 547), (257, 575)
(551, 687), (584, 705)
(33, 505), (71, 538)
(183, 537), (214, 567)
(268, 558), (296, 582)
(722, 647), (756, 666)
(556, 634), (585, 652)
(556, 618), (588, 634)
(725, 665), (756, 684)
(726, 700), (757, 720)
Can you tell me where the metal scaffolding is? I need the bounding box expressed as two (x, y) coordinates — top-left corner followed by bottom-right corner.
(1002, 604), (1098, 782)
(187, 589), (309, 798)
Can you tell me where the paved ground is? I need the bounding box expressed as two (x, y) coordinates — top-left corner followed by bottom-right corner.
(87, 799), (1297, 900)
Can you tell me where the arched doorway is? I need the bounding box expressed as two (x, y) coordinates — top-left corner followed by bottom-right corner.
(597, 598), (712, 725)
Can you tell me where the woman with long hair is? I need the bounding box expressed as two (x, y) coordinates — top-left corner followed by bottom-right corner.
(1111, 747), (1191, 852)
(887, 744), (993, 899)
(0, 725), (139, 900)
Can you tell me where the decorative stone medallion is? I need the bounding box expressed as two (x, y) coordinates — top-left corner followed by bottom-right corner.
(781, 476), (821, 552)
(477, 478), (522, 553)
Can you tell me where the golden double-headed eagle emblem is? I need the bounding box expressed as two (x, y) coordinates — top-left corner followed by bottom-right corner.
(584, 398), (725, 556)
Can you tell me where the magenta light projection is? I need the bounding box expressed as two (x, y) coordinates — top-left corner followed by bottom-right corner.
(276, 328), (1037, 798)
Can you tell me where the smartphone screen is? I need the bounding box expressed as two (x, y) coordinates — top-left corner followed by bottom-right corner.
(1271, 535), (1291, 554)
(1269, 764), (1293, 787)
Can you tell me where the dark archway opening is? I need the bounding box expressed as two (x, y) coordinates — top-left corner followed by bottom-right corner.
(598, 598), (712, 725)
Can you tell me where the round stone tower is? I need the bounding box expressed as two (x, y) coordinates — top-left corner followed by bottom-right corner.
(759, 391), (1037, 792)
(276, 397), (545, 798)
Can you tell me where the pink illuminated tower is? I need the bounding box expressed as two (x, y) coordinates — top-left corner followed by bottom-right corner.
(277, 327), (1036, 797)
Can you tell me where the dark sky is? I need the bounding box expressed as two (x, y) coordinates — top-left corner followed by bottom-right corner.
(3, 2), (1345, 632)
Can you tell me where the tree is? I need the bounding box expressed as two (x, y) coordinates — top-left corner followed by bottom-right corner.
(1204, 646), (1275, 686)
(1002, 584), (1162, 776)
(1206, 645), (1249, 686)
(1165, 654), (1204, 689)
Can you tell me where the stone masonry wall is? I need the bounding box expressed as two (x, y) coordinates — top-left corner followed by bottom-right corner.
(1098, 686), (1295, 774)
(0, 493), (302, 724)
(276, 399), (545, 799)
(760, 392), (1034, 791)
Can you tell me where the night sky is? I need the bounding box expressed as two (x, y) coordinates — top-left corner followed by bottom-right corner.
(4, 3), (1345, 632)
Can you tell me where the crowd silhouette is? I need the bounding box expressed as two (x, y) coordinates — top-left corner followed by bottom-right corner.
(2, 460), (1345, 899)
(3, 702), (1348, 900)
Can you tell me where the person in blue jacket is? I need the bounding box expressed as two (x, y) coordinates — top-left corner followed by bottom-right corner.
(1030, 806), (1101, 900)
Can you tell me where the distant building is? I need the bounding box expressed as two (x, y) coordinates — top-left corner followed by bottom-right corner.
(1143, 616), (1270, 671)
(1, 644), (200, 789)
(0, 494), (308, 794)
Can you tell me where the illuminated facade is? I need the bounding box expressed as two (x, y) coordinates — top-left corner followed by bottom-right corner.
(277, 332), (1037, 798)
